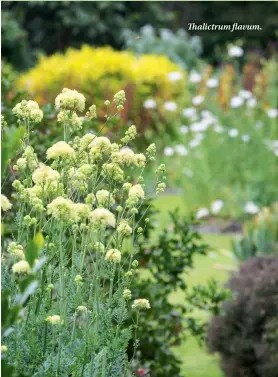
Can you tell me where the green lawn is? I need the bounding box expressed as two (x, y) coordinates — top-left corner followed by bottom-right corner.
(154, 195), (237, 377)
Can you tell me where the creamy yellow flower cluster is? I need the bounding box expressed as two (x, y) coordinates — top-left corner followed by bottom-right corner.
(7, 88), (163, 339)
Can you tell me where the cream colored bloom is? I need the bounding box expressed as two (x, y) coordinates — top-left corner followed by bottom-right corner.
(1, 345), (8, 352)
(55, 88), (85, 112)
(129, 184), (145, 200)
(89, 208), (116, 228)
(96, 189), (114, 207)
(134, 153), (146, 168)
(105, 249), (121, 263)
(132, 298), (151, 310)
(12, 260), (30, 274)
(46, 141), (75, 159)
(73, 203), (90, 220)
(1, 194), (12, 211)
(123, 289), (132, 300)
(13, 100), (43, 122)
(46, 315), (61, 325)
(76, 305), (87, 312)
(117, 220), (132, 236)
(8, 242), (25, 259)
(89, 136), (112, 155)
(74, 274), (83, 283)
(112, 147), (135, 166)
(32, 164), (60, 184)
(47, 197), (76, 221)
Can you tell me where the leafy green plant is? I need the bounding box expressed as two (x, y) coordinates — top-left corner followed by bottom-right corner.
(1, 88), (167, 376)
(127, 209), (229, 377)
(232, 204), (278, 261)
(1, 234), (44, 377)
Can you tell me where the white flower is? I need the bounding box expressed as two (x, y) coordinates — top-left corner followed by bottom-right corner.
(105, 249), (121, 263)
(168, 71), (183, 82)
(266, 109), (278, 118)
(241, 134), (250, 143)
(247, 98), (257, 108)
(175, 144), (188, 156)
(196, 208), (209, 219)
(89, 208), (116, 228)
(132, 298), (151, 310)
(192, 95), (204, 106)
(189, 138), (201, 149)
(228, 45), (244, 57)
(206, 78), (219, 88)
(255, 121), (263, 129)
(182, 107), (196, 118)
(190, 121), (209, 133)
(143, 99), (157, 109)
(1, 194), (12, 212)
(211, 200), (224, 215)
(184, 168), (193, 177)
(180, 125), (189, 134)
(230, 96), (244, 108)
(164, 146), (174, 156)
(244, 201), (259, 214)
(12, 260), (30, 274)
(163, 101), (177, 112)
(46, 141), (75, 159)
(189, 70), (202, 83)
(228, 128), (239, 138)
(46, 315), (61, 325)
(55, 88), (85, 112)
(239, 90), (252, 100)
(213, 124), (224, 133)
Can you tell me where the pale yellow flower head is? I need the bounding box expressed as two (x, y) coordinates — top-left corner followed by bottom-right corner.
(1, 194), (12, 212)
(55, 88), (85, 112)
(89, 208), (116, 228)
(47, 197), (77, 221)
(32, 163), (60, 184)
(13, 100), (43, 123)
(12, 260), (30, 274)
(46, 141), (75, 159)
(132, 298), (151, 310)
(105, 249), (121, 263)
(8, 242), (25, 259)
(96, 189), (115, 207)
(46, 315), (61, 325)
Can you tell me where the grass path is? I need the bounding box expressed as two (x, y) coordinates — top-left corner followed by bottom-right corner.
(154, 195), (237, 377)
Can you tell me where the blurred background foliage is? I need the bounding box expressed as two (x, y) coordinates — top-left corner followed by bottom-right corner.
(2, 1), (278, 70)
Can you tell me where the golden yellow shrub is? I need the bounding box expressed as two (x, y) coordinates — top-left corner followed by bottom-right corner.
(18, 45), (185, 107)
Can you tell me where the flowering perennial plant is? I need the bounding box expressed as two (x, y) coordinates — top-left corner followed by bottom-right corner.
(2, 89), (166, 376)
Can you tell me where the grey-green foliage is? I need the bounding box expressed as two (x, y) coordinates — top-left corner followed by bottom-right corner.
(122, 25), (203, 70)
